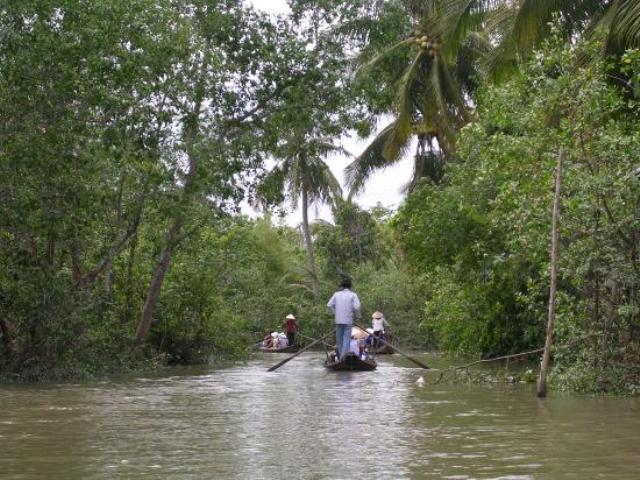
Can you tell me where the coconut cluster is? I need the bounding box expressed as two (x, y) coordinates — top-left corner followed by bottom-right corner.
(409, 31), (439, 57)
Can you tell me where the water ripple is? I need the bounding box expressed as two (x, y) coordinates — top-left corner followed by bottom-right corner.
(0, 353), (639, 479)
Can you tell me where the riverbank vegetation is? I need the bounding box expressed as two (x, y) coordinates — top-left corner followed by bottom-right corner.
(1, 1), (638, 393)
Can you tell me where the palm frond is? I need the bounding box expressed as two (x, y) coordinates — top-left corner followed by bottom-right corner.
(309, 138), (352, 159)
(437, 51), (468, 126)
(612, 0), (640, 48)
(345, 121), (404, 198)
(357, 37), (415, 74)
(382, 51), (424, 161)
(306, 159), (343, 206)
(437, 0), (498, 61)
(454, 31), (492, 92)
(411, 51), (465, 151)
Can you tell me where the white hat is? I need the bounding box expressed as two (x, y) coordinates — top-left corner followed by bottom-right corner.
(286, 314), (296, 320)
(372, 311), (383, 319)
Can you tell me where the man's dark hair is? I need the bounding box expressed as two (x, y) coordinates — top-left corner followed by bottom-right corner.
(340, 277), (352, 289)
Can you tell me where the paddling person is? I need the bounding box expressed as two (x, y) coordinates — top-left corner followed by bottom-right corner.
(327, 277), (361, 361)
(371, 311), (390, 349)
(281, 314), (299, 347)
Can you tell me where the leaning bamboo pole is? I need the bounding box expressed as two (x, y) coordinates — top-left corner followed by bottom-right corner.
(537, 147), (564, 398)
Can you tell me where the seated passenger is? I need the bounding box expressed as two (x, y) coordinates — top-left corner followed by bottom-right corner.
(269, 332), (279, 349)
(349, 335), (361, 356)
(277, 332), (288, 349)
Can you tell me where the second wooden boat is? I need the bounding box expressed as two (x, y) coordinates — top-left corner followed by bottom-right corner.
(259, 344), (300, 353)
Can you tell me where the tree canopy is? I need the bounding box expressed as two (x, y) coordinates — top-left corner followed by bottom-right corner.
(1, 0), (638, 393)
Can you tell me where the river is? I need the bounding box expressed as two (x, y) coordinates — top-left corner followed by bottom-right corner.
(1, 352), (638, 479)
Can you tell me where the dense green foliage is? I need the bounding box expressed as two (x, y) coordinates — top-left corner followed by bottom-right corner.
(394, 35), (640, 392)
(1, 1), (638, 393)
(0, 0), (352, 378)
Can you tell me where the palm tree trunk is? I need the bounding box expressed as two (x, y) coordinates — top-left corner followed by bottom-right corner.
(301, 189), (320, 302)
(537, 147), (564, 398)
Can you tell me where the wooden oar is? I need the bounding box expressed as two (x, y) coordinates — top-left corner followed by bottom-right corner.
(354, 323), (430, 370)
(299, 333), (335, 350)
(299, 333), (338, 362)
(267, 329), (335, 372)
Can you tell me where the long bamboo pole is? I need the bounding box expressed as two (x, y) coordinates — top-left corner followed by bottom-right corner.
(537, 147), (564, 398)
(354, 324), (430, 370)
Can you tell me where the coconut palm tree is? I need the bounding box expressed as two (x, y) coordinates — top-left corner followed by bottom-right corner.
(263, 132), (347, 302)
(347, 0), (640, 197)
(346, 0), (489, 196)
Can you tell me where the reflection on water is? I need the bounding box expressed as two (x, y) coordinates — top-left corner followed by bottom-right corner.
(1, 353), (639, 479)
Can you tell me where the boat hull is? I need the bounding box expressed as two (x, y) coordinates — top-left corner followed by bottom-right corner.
(325, 353), (377, 371)
(259, 345), (299, 353)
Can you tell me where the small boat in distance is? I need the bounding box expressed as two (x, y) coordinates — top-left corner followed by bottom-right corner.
(350, 327), (395, 354)
(325, 352), (377, 371)
(259, 344), (300, 354)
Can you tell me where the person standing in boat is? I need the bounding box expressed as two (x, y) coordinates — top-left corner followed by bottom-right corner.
(327, 277), (361, 361)
(371, 311), (390, 349)
(281, 313), (299, 347)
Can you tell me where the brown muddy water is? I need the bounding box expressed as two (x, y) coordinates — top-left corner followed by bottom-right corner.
(1, 352), (638, 479)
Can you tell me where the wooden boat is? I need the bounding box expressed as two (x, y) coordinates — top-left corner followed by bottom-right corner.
(259, 344), (299, 353)
(324, 353), (377, 371)
(351, 327), (395, 354)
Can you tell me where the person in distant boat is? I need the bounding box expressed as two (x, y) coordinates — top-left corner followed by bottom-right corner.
(262, 332), (276, 349)
(277, 332), (288, 349)
(327, 277), (361, 361)
(371, 311), (390, 349)
(269, 332), (279, 349)
(281, 314), (299, 347)
(363, 327), (374, 348)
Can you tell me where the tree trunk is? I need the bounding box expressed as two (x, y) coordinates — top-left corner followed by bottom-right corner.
(78, 180), (147, 289)
(130, 100), (202, 357)
(301, 189), (320, 302)
(0, 318), (16, 362)
(131, 217), (183, 357)
(591, 274), (600, 357)
(603, 272), (618, 367)
(537, 147), (564, 398)
(123, 231), (139, 329)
